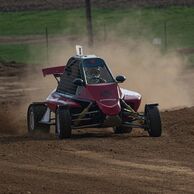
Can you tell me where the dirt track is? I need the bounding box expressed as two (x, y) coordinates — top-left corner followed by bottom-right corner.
(0, 63), (194, 194)
(0, 107), (194, 194)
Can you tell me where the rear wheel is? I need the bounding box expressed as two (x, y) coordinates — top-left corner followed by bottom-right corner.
(113, 126), (132, 134)
(27, 104), (50, 133)
(56, 107), (72, 139)
(145, 106), (162, 137)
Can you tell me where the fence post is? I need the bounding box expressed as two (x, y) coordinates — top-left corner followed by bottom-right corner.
(164, 21), (167, 51)
(103, 21), (107, 42)
(85, 0), (94, 47)
(45, 27), (49, 66)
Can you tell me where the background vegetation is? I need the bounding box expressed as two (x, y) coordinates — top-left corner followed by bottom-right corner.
(0, 6), (194, 64)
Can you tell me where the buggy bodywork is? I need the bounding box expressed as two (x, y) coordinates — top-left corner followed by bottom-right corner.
(27, 46), (162, 138)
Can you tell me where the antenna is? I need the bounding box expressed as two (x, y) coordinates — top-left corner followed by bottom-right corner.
(76, 45), (83, 56)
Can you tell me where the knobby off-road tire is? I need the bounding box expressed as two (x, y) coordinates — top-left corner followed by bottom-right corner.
(145, 106), (162, 137)
(27, 104), (50, 133)
(113, 126), (132, 134)
(56, 107), (72, 139)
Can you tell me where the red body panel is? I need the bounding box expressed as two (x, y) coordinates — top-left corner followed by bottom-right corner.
(78, 83), (121, 116)
(46, 83), (141, 115)
(121, 88), (141, 112)
(46, 90), (81, 111)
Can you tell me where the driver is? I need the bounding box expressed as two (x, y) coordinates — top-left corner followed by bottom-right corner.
(86, 67), (105, 84)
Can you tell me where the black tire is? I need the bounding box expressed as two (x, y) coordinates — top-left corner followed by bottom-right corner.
(56, 107), (72, 139)
(145, 106), (162, 137)
(113, 126), (132, 134)
(27, 104), (50, 133)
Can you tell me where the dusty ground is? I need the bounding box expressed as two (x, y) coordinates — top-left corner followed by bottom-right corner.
(0, 62), (194, 194)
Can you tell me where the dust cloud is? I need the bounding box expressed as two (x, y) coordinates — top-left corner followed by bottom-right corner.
(41, 36), (192, 110)
(0, 35), (193, 135)
(20, 39), (194, 109)
(28, 36), (193, 110)
(0, 103), (26, 134)
(89, 38), (192, 110)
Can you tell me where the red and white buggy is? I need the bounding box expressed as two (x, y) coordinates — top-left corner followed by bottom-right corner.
(27, 46), (162, 139)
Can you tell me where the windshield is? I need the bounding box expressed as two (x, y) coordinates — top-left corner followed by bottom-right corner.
(83, 58), (115, 84)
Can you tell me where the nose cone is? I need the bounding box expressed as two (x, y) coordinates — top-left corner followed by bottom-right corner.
(97, 99), (121, 116)
(85, 83), (121, 116)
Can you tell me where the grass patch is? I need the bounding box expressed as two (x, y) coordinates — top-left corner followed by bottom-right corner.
(0, 9), (86, 36)
(0, 44), (47, 64)
(0, 6), (194, 63)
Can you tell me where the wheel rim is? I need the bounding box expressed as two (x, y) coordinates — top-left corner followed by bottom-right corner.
(56, 112), (60, 135)
(29, 110), (35, 130)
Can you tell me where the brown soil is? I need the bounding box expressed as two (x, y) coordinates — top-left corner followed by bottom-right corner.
(0, 61), (31, 103)
(0, 106), (194, 194)
(0, 62), (194, 194)
(0, 0), (193, 11)
(0, 35), (77, 45)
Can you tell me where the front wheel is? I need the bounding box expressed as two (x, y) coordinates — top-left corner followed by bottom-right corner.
(145, 105), (162, 137)
(27, 104), (50, 133)
(56, 107), (72, 139)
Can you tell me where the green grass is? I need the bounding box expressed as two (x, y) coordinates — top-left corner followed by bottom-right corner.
(0, 44), (47, 64)
(0, 9), (86, 36)
(0, 6), (194, 64)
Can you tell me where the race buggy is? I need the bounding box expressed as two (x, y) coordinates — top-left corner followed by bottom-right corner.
(27, 46), (162, 139)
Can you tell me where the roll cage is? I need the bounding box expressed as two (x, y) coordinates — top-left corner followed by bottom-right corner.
(42, 55), (116, 95)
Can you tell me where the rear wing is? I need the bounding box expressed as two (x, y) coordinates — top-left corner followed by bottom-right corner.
(42, 66), (65, 77)
(42, 65), (65, 83)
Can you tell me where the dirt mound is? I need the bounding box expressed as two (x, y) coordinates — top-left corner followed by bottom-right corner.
(162, 107), (194, 147)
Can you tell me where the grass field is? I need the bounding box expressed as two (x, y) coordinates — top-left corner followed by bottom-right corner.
(0, 44), (47, 64)
(0, 6), (194, 64)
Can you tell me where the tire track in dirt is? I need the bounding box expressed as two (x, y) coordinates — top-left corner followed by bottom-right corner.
(1, 149), (194, 177)
(1, 135), (194, 194)
(73, 150), (194, 176)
